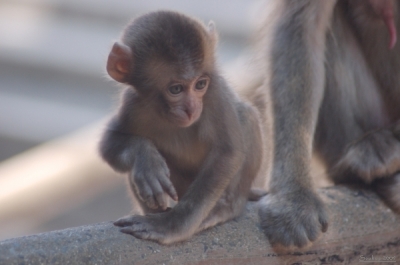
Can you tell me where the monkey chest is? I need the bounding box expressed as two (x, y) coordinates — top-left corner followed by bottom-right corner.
(155, 137), (209, 176)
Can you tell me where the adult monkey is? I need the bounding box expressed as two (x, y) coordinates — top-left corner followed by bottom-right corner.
(257, 0), (400, 249)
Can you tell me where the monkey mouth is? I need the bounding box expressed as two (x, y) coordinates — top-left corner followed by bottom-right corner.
(167, 108), (201, 127)
(173, 116), (199, 127)
(170, 113), (200, 128)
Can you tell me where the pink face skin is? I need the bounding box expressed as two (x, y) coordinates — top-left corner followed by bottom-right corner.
(164, 76), (210, 128)
(369, 0), (398, 49)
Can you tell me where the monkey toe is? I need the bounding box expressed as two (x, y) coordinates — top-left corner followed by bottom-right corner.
(120, 224), (168, 243)
(120, 227), (156, 240)
(114, 214), (153, 227)
(304, 221), (320, 243)
(120, 227), (146, 237)
(292, 228), (309, 248)
(262, 217), (318, 249)
(115, 214), (173, 243)
(114, 215), (137, 227)
(319, 214), (329, 233)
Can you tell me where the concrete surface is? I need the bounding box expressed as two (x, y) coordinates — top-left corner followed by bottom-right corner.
(1, 186), (399, 265)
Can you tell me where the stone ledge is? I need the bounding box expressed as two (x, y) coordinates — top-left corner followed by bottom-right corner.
(1, 186), (399, 265)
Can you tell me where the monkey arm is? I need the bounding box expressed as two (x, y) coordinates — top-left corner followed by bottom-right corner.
(99, 119), (178, 210)
(268, 0), (336, 193)
(193, 101), (266, 232)
(258, 0), (337, 249)
(115, 135), (246, 245)
(99, 124), (137, 173)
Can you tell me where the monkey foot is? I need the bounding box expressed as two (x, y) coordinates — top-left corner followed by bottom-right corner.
(114, 213), (187, 245)
(375, 173), (400, 213)
(259, 190), (328, 249)
(331, 128), (400, 184)
(115, 215), (163, 241)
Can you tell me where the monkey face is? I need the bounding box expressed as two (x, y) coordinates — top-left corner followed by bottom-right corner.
(163, 75), (209, 127)
(106, 10), (217, 129)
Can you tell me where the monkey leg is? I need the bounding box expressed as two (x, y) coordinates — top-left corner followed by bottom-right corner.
(331, 122), (400, 184)
(315, 8), (392, 185)
(374, 172), (400, 213)
(196, 194), (248, 233)
(329, 122), (400, 213)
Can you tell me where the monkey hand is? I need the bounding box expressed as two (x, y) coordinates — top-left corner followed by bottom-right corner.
(114, 211), (188, 245)
(332, 127), (400, 184)
(131, 151), (178, 210)
(259, 189), (328, 249)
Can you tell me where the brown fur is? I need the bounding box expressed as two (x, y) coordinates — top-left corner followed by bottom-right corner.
(250, 0), (400, 249)
(99, 11), (266, 244)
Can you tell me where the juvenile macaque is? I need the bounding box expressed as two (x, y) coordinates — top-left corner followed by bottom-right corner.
(255, 0), (400, 249)
(99, 10), (265, 244)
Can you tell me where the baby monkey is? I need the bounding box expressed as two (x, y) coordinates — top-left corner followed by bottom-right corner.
(99, 11), (264, 244)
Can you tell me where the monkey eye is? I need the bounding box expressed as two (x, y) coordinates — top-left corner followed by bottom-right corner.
(195, 79), (208, 90)
(168, 84), (184, 95)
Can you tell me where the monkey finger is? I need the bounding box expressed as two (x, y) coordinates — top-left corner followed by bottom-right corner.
(150, 181), (168, 210)
(138, 183), (158, 209)
(158, 177), (178, 201)
(303, 219), (320, 243)
(292, 227), (308, 248)
(145, 196), (158, 209)
(155, 194), (169, 211)
(319, 214), (329, 233)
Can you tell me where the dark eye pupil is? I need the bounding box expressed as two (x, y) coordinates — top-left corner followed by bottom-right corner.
(196, 80), (207, 90)
(169, 85), (183, 94)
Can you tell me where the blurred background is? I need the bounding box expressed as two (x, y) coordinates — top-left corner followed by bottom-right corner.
(0, 0), (260, 240)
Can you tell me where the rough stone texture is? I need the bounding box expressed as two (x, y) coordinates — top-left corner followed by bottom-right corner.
(0, 186), (399, 265)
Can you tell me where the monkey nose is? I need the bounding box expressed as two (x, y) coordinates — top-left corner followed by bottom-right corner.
(185, 109), (193, 120)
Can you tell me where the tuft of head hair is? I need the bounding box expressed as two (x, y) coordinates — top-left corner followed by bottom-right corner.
(122, 11), (218, 68)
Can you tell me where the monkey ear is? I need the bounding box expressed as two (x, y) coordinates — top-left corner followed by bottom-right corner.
(207, 21), (219, 45)
(107, 42), (132, 83)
